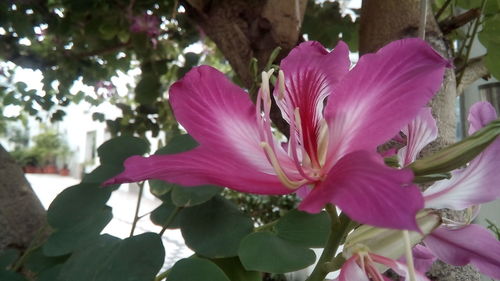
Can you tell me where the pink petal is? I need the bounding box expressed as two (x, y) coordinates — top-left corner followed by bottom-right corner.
(468, 101), (498, 134)
(104, 149), (292, 195)
(398, 108), (438, 167)
(298, 150), (423, 230)
(324, 38), (449, 168)
(275, 41), (350, 165)
(371, 254), (431, 281)
(338, 256), (371, 281)
(424, 224), (500, 279)
(105, 66), (294, 195)
(399, 244), (437, 274)
(423, 103), (500, 209)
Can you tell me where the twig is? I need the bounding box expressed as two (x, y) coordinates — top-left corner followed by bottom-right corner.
(419, 0), (428, 39)
(439, 8), (481, 35)
(305, 206), (351, 281)
(159, 207), (182, 236)
(457, 0), (488, 87)
(130, 182), (145, 237)
(435, 0), (452, 19)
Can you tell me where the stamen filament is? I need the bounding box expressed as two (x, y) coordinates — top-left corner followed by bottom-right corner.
(260, 142), (308, 189)
(278, 70), (286, 100)
(290, 107), (319, 182)
(402, 230), (417, 281)
(317, 119), (329, 166)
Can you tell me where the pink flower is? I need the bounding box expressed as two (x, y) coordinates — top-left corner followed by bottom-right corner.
(398, 101), (500, 278)
(398, 102), (500, 209)
(423, 224), (500, 279)
(338, 252), (430, 281)
(130, 14), (161, 38)
(423, 102), (500, 209)
(105, 38), (449, 230)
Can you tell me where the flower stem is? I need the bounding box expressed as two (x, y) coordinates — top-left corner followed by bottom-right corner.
(305, 205), (351, 281)
(159, 207), (182, 236)
(12, 223), (48, 271)
(254, 219), (279, 232)
(130, 182), (145, 237)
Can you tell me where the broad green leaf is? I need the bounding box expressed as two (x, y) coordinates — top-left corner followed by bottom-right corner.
(44, 207), (113, 256)
(479, 15), (500, 79)
(211, 257), (261, 281)
(58, 235), (120, 281)
(150, 195), (183, 229)
(0, 249), (19, 269)
(171, 184), (223, 207)
(410, 119), (500, 175)
(97, 136), (150, 165)
(275, 210), (331, 248)
(0, 270), (27, 281)
(238, 232), (316, 274)
(37, 264), (63, 281)
(155, 134), (198, 155)
(81, 164), (124, 186)
(24, 247), (68, 274)
(149, 179), (174, 197)
(47, 184), (111, 228)
(167, 257), (230, 281)
(95, 233), (165, 281)
(59, 233), (164, 281)
(180, 196), (254, 258)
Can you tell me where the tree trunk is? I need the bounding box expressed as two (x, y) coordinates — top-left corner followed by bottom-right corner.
(360, 1), (479, 280)
(182, 0), (307, 135)
(0, 144), (46, 253)
(183, 0), (307, 89)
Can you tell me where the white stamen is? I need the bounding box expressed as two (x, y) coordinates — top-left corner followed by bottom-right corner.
(260, 142), (307, 189)
(317, 119), (329, 166)
(278, 70), (286, 100)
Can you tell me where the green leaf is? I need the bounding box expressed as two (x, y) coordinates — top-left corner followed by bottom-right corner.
(180, 196), (254, 258)
(0, 249), (19, 269)
(37, 264), (63, 281)
(150, 195), (182, 229)
(135, 73), (161, 104)
(171, 184), (223, 207)
(155, 134), (198, 155)
(149, 179), (174, 197)
(0, 270), (27, 281)
(81, 164), (124, 186)
(211, 257), (261, 281)
(24, 247), (68, 274)
(479, 15), (500, 80)
(47, 184), (111, 228)
(59, 233), (164, 281)
(275, 210), (331, 248)
(44, 206), (113, 256)
(238, 232), (316, 274)
(167, 257), (230, 281)
(97, 136), (150, 165)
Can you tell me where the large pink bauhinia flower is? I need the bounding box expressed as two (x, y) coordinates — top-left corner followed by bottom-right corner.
(105, 38), (449, 230)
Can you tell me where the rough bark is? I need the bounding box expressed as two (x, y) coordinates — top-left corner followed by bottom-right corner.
(360, 1), (479, 280)
(182, 0), (307, 135)
(183, 0), (307, 89)
(0, 144), (46, 253)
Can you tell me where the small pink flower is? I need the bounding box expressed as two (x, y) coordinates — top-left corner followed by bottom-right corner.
(130, 14), (161, 38)
(106, 39), (449, 230)
(338, 252), (430, 281)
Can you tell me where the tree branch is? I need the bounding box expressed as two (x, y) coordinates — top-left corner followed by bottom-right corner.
(457, 56), (490, 95)
(439, 8), (481, 35)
